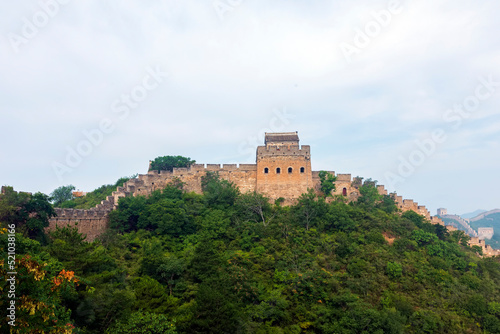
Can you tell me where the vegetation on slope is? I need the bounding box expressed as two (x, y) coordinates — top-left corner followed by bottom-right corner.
(54, 176), (133, 209)
(2, 174), (500, 333)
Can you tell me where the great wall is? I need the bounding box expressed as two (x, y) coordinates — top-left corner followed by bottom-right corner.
(45, 132), (499, 256)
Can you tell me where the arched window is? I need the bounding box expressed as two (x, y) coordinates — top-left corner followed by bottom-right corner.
(264, 168), (269, 174)
(276, 167), (281, 174)
(288, 167), (293, 174)
(342, 187), (347, 196)
(300, 167), (305, 173)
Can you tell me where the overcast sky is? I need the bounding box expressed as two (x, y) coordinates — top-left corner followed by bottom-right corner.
(1, 0), (499, 216)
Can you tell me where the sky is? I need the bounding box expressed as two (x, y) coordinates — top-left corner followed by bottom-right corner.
(1, 0), (499, 216)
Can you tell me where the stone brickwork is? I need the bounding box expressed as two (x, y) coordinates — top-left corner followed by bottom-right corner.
(47, 207), (110, 241)
(478, 227), (494, 240)
(256, 135), (313, 203)
(469, 237), (500, 257)
(390, 193), (431, 220)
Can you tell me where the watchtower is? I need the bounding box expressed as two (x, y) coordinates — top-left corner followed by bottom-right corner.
(256, 132), (313, 201)
(437, 208), (448, 216)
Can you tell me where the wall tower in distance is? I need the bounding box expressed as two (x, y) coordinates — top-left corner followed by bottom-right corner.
(256, 132), (313, 202)
(437, 208), (448, 216)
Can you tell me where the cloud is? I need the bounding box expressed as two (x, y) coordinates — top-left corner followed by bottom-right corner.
(0, 0), (498, 214)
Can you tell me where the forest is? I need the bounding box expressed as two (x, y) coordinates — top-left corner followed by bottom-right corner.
(1, 172), (500, 333)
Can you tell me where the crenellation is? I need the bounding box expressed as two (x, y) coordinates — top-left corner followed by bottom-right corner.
(395, 196), (403, 204)
(172, 167), (189, 176)
(403, 199), (414, 206)
(256, 145), (310, 158)
(336, 174), (351, 182)
(223, 164), (237, 170)
(191, 164), (205, 170)
(431, 216), (445, 226)
(206, 164), (221, 170)
(377, 185), (387, 195)
(239, 164), (257, 171)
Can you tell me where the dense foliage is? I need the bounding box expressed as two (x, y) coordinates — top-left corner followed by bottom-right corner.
(2, 176), (500, 333)
(0, 186), (55, 241)
(149, 156), (196, 172)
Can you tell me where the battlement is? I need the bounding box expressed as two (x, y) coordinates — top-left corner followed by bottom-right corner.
(377, 185), (388, 195)
(147, 163), (258, 175)
(336, 174), (352, 182)
(256, 145), (310, 159)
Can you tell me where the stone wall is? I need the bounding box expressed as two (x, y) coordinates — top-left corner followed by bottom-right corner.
(47, 163), (258, 241)
(47, 207), (110, 241)
(469, 237), (500, 257)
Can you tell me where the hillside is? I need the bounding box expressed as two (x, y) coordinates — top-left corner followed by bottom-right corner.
(2, 176), (500, 333)
(469, 212), (500, 249)
(462, 210), (488, 220)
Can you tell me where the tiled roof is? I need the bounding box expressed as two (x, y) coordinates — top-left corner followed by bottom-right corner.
(265, 132), (299, 143)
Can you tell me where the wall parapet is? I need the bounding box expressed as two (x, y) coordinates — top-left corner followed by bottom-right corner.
(256, 145), (310, 158)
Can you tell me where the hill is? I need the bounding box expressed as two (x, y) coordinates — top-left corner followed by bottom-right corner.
(461, 210), (488, 220)
(2, 176), (500, 333)
(469, 211), (500, 249)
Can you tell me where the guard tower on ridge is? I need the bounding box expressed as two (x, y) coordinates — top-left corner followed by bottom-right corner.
(256, 132), (313, 201)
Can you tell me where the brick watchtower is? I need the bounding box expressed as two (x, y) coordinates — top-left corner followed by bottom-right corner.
(256, 132), (313, 201)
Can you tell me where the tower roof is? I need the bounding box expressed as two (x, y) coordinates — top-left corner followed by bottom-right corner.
(264, 132), (299, 145)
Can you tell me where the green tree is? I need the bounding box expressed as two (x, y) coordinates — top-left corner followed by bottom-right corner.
(108, 195), (148, 233)
(185, 281), (240, 334)
(237, 192), (273, 226)
(143, 198), (193, 236)
(357, 178), (382, 207)
(111, 312), (177, 334)
(201, 171), (239, 208)
(318, 171), (337, 197)
(149, 155), (195, 172)
(0, 233), (78, 332)
(386, 261), (403, 279)
(0, 186), (55, 240)
(292, 189), (327, 230)
(50, 185), (75, 206)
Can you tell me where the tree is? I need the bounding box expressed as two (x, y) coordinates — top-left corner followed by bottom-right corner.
(357, 178), (382, 207)
(0, 232), (79, 332)
(0, 186), (55, 240)
(185, 281), (240, 334)
(237, 192), (273, 226)
(111, 311), (177, 334)
(50, 185), (75, 206)
(318, 171), (337, 197)
(201, 171), (239, 208)
(149, 155), (195, 172)
(293, 189), (327, 230)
